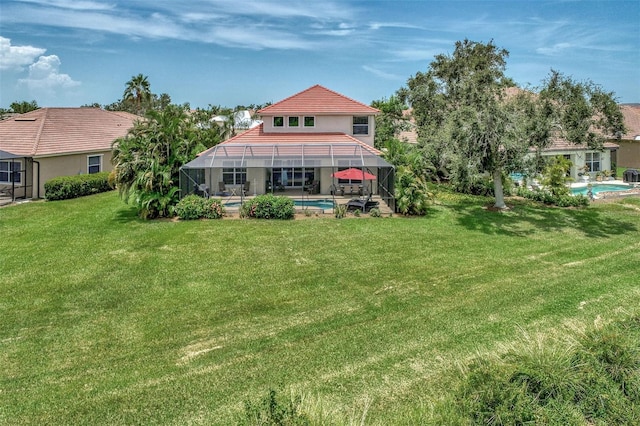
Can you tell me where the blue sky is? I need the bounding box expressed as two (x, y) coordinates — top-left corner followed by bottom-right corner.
(1, 0), (638, 109)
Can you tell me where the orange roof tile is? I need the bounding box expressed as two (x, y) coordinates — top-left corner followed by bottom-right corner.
(0, 108), (139, 157)
(257, 85), (379, 116)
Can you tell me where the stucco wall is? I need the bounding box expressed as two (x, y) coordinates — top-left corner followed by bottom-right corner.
(616, 140), (640, 168)
(261, 114), (376, 146)
(538, 149), (613, 180)
(34, 150), (113, 197)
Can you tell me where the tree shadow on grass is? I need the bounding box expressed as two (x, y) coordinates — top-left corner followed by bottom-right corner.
(113, 205), (142, 223)
(448, 199), (638, 238)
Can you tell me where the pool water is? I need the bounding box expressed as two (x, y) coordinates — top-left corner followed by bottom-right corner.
(571, 184), (632, 196)
(225, 198), (335, 209)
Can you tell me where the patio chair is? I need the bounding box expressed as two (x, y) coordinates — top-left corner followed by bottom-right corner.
(242, 180), (250, 196)
(197, 183), (209, 198)
(306, 180), (320, 195)
(217, 181), (228, 196)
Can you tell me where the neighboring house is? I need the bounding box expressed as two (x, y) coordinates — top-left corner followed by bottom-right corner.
(399, 97), (627, 180)
(181, 85), (395, 207)
(536, 137), (619, 181)
(612, 104), (640, 169)
(0, 108), (138, 198)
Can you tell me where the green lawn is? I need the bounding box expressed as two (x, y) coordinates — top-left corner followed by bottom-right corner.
(1, 191), (639, 424)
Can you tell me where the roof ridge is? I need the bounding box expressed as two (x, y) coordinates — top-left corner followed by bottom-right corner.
(257, 84), (379, 114)
(31, 108), (48, 156)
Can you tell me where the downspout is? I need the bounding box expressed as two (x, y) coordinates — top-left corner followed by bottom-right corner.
(33, 160), (41, 199)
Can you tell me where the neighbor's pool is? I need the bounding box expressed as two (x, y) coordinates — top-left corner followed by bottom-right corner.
(571, 184), (633, 196)
(225, 198), (336, 209)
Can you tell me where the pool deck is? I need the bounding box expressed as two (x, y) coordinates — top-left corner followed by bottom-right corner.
(215, 190), (393, 215)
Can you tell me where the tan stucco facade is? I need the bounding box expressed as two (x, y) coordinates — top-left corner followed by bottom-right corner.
(261, 114), (376, 146)
(615, 140), (640, 168)
(32, 150), (113, 197)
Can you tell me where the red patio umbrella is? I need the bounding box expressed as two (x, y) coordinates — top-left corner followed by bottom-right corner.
(331, 168), (376, 180)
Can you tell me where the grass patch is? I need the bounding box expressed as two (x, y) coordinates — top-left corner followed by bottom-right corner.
(1, 191), (639, 424)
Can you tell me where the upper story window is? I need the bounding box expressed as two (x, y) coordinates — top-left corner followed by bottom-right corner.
(304, 116), (315, 127)
(288, 116), (299, 127)
(88, 155), (102, 174)
(0, 160), (21, 184)
(353, 116), (369, 135)
(273, 116), (284, 127)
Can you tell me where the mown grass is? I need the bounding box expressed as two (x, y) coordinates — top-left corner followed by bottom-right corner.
(1, 191), (639, 424)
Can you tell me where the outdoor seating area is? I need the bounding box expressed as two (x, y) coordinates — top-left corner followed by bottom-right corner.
(344, 194), (379, 213)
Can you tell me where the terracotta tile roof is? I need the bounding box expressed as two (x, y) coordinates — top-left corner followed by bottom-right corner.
(257, 85), (379, 116)
(619, 104), (640, 140)
(0, 108), (139, 157)
(544, 137), (619, 152)
(200, 123), (383, 156)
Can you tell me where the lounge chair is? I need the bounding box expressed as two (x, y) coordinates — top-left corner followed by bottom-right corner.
(345, 194), (378, 213)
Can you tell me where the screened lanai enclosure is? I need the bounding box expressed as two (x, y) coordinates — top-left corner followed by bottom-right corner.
(179, 142), (395, 211)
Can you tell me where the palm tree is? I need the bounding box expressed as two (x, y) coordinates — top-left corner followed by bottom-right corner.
(123, 74), (151, 115)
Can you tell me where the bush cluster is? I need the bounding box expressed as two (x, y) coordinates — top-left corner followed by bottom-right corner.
(44, 172), (112, 201)
(516, 186), (589, 207)
(174, 195), (225, 220)
(239, 194), (295, 220)
(436, 315), (640, 424)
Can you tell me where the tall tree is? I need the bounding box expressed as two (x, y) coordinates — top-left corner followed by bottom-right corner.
(123, 74), (151, 115)
(111, 105), (206, 219)
(400, 40), (624, 209)
(371, 95), (411, 149)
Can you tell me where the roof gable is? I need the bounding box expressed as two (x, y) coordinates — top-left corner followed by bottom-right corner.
(0, 108), (139, 157)
(258, 85), (379, 116)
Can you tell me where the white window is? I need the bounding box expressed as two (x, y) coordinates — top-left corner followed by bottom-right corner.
(585, 152), (601, 172)
(0, 160), (22, 184)
(304, 116), (315, 127)
(288, 116), (299, 127)
(273, 116), (284, 127)
(353, 116), (369, 135)
(88, 155), (102, 174)
(222, 168), (247, 185)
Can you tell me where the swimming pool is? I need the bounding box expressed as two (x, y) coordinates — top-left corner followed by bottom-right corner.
(571, 184), (633, 196)
(225, 198), (336, 209)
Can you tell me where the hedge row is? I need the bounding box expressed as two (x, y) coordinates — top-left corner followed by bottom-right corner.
(44, 172), (112, 201)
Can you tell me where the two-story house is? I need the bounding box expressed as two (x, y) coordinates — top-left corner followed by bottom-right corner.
(180, 85), (395, 208)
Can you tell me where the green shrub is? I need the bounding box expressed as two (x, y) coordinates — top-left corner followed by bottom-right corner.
(369, 207), (381, 217)
(239, 194), (294, 220)
(175, 195), (225, 220)
(45, 172), (111, 201)
(334, 204), (347, 219)
(516, 186), (589, 207)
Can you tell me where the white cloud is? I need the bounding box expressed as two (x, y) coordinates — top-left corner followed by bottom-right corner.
(0, 36), (46, 71)
(362, 65), (403, 81)
(18, 55), (81, 94)
(536, 42), (572, 56)
(15, 0), (115, 11)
